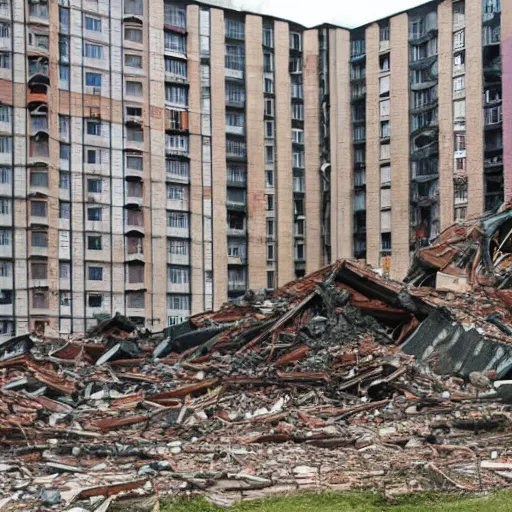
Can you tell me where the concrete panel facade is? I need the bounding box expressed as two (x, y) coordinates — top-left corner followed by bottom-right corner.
(275, 21), (294, 286)
(245, 15), (266, 289)
(390, 14), (410, 280)
(304, 29), (322, 273)
(365, 23), (380, 268)
(466, 0), (484, 216)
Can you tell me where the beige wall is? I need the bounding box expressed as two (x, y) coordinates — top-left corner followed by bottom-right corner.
(187, 5), (205, 314)
(365, 23), (380, 267)
(275, 21), (294, 286)
(438, 0), (454, 229)
(246, 15), (266, 289)
(329, 28), (352, 260)
(304, 29), (322, 273)
(210, 9), (228, 308)
(466, 0), (484, 217)
(390, 14), (410, 280)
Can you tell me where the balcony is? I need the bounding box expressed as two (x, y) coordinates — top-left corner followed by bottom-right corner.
(27, 87), (48, 108)
(228, 254), (246, 266)
(228, 281), (246, 293)
(31, 115), (48, 136)
(168, 252), (189, 265)
(168, 281), (190, 294)
(167, 225), (189, 238)
(227, 225), (246, 237)
(226, 125), (244, 136)
(28, 59), (50, 86)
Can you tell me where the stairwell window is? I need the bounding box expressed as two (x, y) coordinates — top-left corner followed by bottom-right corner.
(164, 32), (186, 54)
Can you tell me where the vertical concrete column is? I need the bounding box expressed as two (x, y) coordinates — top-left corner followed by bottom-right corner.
(245, 15), (266, 289)
(365, 24), (380, 267)
(304, 29), (322, 273)
(187, 5), (205, 314)
(329, 28), (352, 260)
(210, 8), (227, 308)
(390, 14), (410, 280)
(46, 0), (60, 332)
(503, 0), (512, 200)
(438, 0), (454, 229)
(149, 0), (167, 329)
(274, 21), (294, 286)
(466, 0), (484, 216)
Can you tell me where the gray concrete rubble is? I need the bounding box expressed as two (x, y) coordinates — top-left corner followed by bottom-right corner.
(1, 259), (512, 510)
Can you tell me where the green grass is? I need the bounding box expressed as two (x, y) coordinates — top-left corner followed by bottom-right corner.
(161, 491), (512, 511)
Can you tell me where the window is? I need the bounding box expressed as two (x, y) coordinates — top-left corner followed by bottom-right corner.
(379, 55), (390, 73)
(58, 172), (69, 191)
(85, 16), (101, 32)
(264, 98), (274, 116)
(0, 23), (8, 39)
(86, 72), (102, 87)
(127, 236), (143, 255)
(0, 230), (9, 245)
(265, 145), (274, 164)
(266, 194), (274, 211)
(167, 212), (188, 228)
(263, 52), (274, 73)
(263, 26), (273, 47)
(59, 201), (70, 219)
(126, 106), (142, 118)
(380, 121), (390, 138)
(125, 54), (142, 68)
(225, 19), (244, 40)
(32, 290), (49, 309)
(0, 199), (8, 215)
(265, 170), (274, 187)
(351, 39), (365, 57)
(84, 43), (103, 59)
(166, 159), (189, 177)
(59, 6), (69, 32)
(165, 3), (186, 27)
(453, 76), (465, 93)
(0, 52), (9, 70)
(226, 112), (244, 128)
(267, 271), (275, 289)
(293, 151), (304, 168)
(165, 57), (187, 78)
(266, 219), (274, 237)
(167, 184), (185, 200)
(127, 181), (142, 197)
(0, 136), (10, 153)
(380, 99), (390, 118)
(125, 27), (143, 43)
(455, 183), (468, 203)
(127, 155), (142, 170)
(169, 239), (189, 255)
(265, 121), (275, 139)
(454, 99), (466, 119)
(87, 207), (102, 221)
(226, 139), (246, 158)
(88, 294), (103, 308)
(292, 103), (304, 121)
(31, 201), (47, 217)
(289, 57), (302, 73)
(59, 116), (70, 138)
(290, 32), (302, 51)
(228, 213), (244, 230)
(164, 31), (186, 54)
(264, 78), (274, 94)
(30, 170), (48, 188)
(453, 30), (465, 49)
(126, 81), (143, 96)
(166, 134), (189, 152)
(86, 120), (101, 136)
(31, 231), (48, 247)
(168, 294), (190, 311)
(86, 179), (102, 193)
(0, 262), (10, 277)
(379, 76), (390, 97)
(59, 65), (69, 89)
(127, 209), (143, 226)
(88, 236), (102, 250)
(225, 82), (245, 104)
(291, 75), (303, 98)
(127, 292), (145, 309)
(169, 267), (190, 284)
(456, 157), (466, 170)
(59, 262), (70, 280)
(455, 134), (466, 152)
(88, 266), (103, 281)
(225, 44), (244, 71)
(125, 0), (143, 15)
(227, 166), (245, 184)
(165, 85), (187, 105)
(380, 25), (390, 41)
(128, 264), (144, 283)
(127, 127), (143, 142)
(59, 36), (69, 60)
(0, 167), (9, 184)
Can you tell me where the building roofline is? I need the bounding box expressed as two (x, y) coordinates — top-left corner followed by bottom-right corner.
(188, 0), (442, 31)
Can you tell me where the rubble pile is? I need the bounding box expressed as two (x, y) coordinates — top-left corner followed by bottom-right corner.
(2, 261), (512, 510)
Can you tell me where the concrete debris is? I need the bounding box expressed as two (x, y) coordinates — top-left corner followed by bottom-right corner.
(1, 259), (512, 509)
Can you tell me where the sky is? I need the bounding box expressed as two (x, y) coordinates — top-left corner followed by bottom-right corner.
(205, 0), (430, 28)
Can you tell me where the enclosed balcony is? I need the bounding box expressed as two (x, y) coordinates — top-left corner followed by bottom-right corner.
(28, 57), (49, 87)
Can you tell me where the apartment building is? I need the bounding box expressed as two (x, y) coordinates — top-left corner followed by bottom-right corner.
(0, 0), (509, 335)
